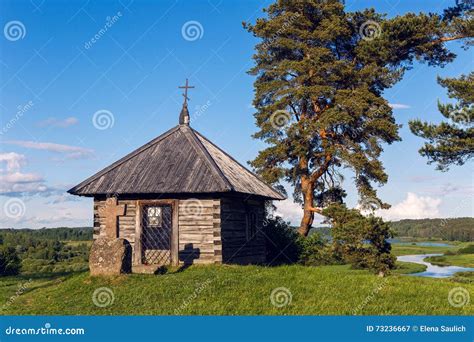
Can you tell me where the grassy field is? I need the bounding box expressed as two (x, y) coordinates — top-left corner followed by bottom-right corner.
(0, 264), (472, 316)
(425, 254), (474, 268)
(0, 240), (471, 316)
(393, 261), (427, 274)
(391, 242), (474, 267)
(391, 243), (459, 256)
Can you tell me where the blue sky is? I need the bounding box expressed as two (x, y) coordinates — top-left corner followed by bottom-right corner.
(0, 0), (472, 228)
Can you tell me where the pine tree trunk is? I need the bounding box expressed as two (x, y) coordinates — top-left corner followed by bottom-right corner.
(298, 176), (314, 236)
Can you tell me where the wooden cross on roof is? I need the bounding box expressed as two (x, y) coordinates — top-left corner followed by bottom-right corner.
(178, 78), (194, 106)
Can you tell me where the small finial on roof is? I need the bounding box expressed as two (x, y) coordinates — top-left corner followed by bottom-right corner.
(178, 78), (195, 125)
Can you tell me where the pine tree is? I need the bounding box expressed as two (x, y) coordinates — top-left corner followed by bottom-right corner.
(244, 0), (472, 236)
(409, 72), (473, 170)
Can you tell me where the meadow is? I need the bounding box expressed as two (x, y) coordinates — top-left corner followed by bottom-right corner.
(0, 243), (472, 316)
(0, 225), (472, 316)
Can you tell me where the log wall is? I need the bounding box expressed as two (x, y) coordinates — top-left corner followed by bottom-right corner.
(178, 199), (222, 264)
(220, 197), (266, 264)
(93, 197), (222, 266)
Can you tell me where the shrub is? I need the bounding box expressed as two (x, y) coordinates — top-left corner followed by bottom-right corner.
(262, 216), (301, 265)
(299, 233), (343, 266)
(324, 204), (396, 275)
(457, 244), (474, 254)
(0, 247), (21, 276)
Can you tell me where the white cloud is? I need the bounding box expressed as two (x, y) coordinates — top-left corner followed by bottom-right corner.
(0, 152), (26, 172)
(0, 197), (91, 228)
(0, 152), (53, 196)
(389, 103), (411, 109)
(0, 172), (43, 183)
(274, 199), (302, 225)
(46, 194), (81, 204)
(274, 198), (326, 226)
(377, 192), (442, 221)
(3, 140), (94, 159)
(37, 117), (79, 128)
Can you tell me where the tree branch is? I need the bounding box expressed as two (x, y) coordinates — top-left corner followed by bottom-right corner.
(431, 34), (473, 45)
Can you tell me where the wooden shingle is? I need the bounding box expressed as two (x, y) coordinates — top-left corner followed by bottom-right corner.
(68, 125), (285, 200)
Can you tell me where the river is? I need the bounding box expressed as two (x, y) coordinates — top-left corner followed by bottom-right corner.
(397, 253), (474, 278)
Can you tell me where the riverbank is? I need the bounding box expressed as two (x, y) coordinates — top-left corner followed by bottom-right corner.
(392, 241), (474, 280)
(425, 254), (474, 268)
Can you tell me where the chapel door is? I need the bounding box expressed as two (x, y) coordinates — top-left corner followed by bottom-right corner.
(141, 204), (173, 265)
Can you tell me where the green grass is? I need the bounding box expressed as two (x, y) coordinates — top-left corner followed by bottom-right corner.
(424, 254), (474, 268)
(393, 261), (427, 274)
(391, 244), (458, 256)
(0, 265), (472, 315)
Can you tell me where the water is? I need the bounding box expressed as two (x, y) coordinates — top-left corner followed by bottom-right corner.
(397, 254), (474, 278)
(389, 239), (453, 247)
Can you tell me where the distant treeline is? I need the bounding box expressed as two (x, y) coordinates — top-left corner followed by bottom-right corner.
(308, 217), (473, 242)
(0, 227), (92, 275)
(0, 227), (93, 242)
(390, 218), (473, 242)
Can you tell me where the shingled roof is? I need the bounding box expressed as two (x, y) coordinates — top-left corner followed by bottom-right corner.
(68, 118), (285, 200)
